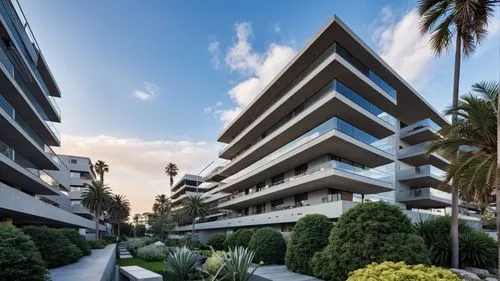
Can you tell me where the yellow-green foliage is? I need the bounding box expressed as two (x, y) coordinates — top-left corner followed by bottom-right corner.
(203, 251), (226, 276)
(347, 262), (461, 281)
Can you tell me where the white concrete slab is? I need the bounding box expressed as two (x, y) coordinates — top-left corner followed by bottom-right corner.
(250, 265), (322, 281)
(119, 265), (162, 281)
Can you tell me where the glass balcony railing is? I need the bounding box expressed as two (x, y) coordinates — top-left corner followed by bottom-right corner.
(0, 139), (60, 191)
(408, 187), (451, 201)
(401, 118), (441, 135)
(0, 95), (60, 164)
(223, 117), (395, 184)
(332, 160), (393, 183)
(0, 1), (60, 116)
(399, 141), (448, 160)
(398, 164), (446, 180)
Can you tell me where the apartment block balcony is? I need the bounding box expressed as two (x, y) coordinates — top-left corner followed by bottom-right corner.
(70, 204), (94, 220)
(175, 200), (357, 231)
(219, 159), (393, 209)
(399, 141), (450, 170)
(400, 118), (441, 145)
(397, 165), (446, 189)
(397, 187), (451, 208)
(0, 182), (95, 228)
(217, 79), (397, 178)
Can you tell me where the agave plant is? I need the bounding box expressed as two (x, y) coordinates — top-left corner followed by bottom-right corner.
(210, 247), (258, 281)
(165, 246), (200, 281)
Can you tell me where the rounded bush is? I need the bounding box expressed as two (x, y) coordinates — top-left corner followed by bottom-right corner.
(23, 226), (83, 268)
(285, 214), (332, 275)
(207, 233), (226, 251)
(248, 227), (286, 265)
(137, 244), (170, 261)
(347, 261), (461, 281)
(59, 229), (91, 256)
(312, 202), (430, 281)
(224, 228), (255, 249)
(0, 224), (48, 281)
(415, 216), (497, 268)
(125, 237), (153, 256)
(88, 240), (107, 249)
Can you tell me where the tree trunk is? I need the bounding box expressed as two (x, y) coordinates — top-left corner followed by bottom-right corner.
(95, 209), (100, 240)
(450, 33), (462, 269)
(496, 86), (500, 280)
(117, 220), (121, 240)
(160, 215), (164, 241)
(192, 218), (196, 241)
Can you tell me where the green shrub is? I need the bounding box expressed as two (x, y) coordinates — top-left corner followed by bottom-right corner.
(415, 216), (497, 268)
(248, 227), (286, 265)
(285, 214), (332, 275)
(312, 202), (430, 281)
(102, 235), (117, 244)
(59, 229), (91, 256)
(0, 224), (48, 281)
(347, 261), (461, 281)
(125, 237), (153, 256)
(137, 244), (169, 261)
(203, 252), (225, 276)
(224, 228), (255, 249)
(23, 226), (83, 268)
(207, 233), (226, 251)
(88, 240), (107, 249)
(460, 230), (497, 269)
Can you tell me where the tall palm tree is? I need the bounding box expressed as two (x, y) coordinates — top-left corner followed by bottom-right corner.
(418, 0), (495, 268)
(165, 162), (179, 187)
(108, 194), (131, 239)
(81, 180), (113, 240)
(153, 194), (171, 240)
(94, 160), (109, 183)
(183, 194), (208, 236)
(428, 81), (498, 273)
(133, 213), (140, 237)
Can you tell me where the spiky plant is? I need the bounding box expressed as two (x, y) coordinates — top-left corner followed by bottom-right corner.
(214, 247), (258, 281)
(164, 247), (199, 281)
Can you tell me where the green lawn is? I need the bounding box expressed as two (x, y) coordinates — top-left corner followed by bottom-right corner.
(118, 258), (165, 273)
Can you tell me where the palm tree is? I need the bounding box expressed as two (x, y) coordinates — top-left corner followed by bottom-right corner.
(428, 81), (498, 272)
(133, 213), (140, 237)
(418, 0), (495, 268)
(153, 194), (171, 240)
(81, 180), (113, 240)
(165, 162), (179, 187)
(183, 194), (208, 236)
(108, 194), (131, 239)
(94, 160), (109, 183)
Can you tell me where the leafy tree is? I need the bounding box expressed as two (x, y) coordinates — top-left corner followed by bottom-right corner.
(93, 160), (109, 183)
(311, 202), (429, 281)
(183, 194), (208, 235)
(418, 0), (496, 268)
(207, 233), (226, 251)
(133, 213), (140, 237)
(165, 162), (179, 187)
(81, 180), (113, 239)
(248, 227), (286, 265)
(285, 214), (333, 275)
(108, 194), (131, 239)
(135, 224), (146, 237)
(153, 194), (171, 240)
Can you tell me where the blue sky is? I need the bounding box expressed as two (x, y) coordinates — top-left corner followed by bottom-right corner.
(19, 0), (500, 213)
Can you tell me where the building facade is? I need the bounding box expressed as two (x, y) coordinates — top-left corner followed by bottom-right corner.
(174, 16), (480, 241)
(0, 0), (97, 235)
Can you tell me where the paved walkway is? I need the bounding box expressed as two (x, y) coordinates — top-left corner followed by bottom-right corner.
(50, 244), (116, 281)
(251, 265), (322, 281)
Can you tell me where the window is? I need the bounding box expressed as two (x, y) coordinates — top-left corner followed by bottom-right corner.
(70, 172), (80, 178)
(271, 199), (284, 209)
(256, 181), (266, 192)
(295, 193), (308, 206)
(245, 188), (250, 195)
(295, 163), (308, 176)
(70, 159), (77, 164)
(271, 173), (285, 186)
(71, 200), (81, 207)
(255, 203), (266, 214)
(323, 189), (342, 202)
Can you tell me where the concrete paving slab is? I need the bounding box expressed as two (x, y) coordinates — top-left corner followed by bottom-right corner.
(250, 265), (322, 281)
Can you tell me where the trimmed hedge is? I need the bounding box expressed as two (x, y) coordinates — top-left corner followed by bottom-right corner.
(285, 214), (333, 275)
(206, 233), (226, 251)
(347, 262), (461, 281)
(312, 202), (430, 281)
(23, 226), (83, 268)
(59, 229), (91, 256)
(0, 224), (48, 280)
(249, 227), (286, 265)
(416, 216), (497, 268)
(224, 228), (255, 249)
(88, 239), (108, 249)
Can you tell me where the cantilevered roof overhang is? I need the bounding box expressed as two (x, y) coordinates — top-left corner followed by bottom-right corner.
(217, 15), (448, 144)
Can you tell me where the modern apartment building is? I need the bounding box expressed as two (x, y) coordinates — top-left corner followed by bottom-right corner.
(174, 16), (480, 241)
(171, 174), (217, 207)
(0, 0), (96, 234)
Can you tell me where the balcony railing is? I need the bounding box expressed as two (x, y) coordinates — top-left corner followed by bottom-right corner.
(0, 1), (60, 115)
(401, 118), (441, 136)
(397, 165), (446, 180)
(399, 141), (448, 160)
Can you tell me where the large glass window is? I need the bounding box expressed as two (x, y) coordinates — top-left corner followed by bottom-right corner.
(295, 193), (308, 206)
(295, 163), (308, 176)
(271, 174), (285, 186)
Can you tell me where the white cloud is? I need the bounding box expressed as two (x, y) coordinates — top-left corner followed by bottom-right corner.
(212, 22), (296, 126)
(134, 83), (159, 100)
(208, 41), (222, 69)
(55, 135), (219, 213)
(272, 22), (281, 33)
(371, 7), (433, 83)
